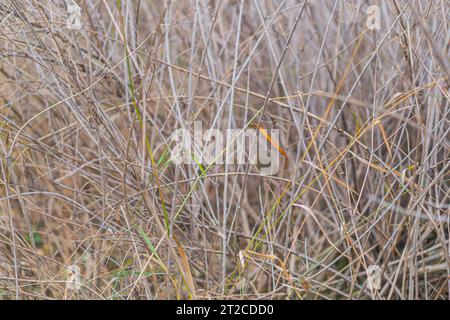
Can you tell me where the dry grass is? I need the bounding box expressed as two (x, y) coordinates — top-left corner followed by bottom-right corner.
(0, 0), (449, 300)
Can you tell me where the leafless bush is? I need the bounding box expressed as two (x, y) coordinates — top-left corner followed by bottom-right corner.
(0, 0), (449, 300)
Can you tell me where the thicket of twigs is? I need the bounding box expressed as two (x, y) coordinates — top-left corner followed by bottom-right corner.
(0, 0), (449, 300)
